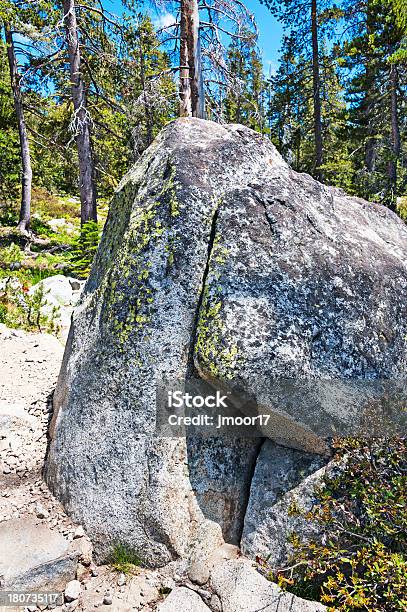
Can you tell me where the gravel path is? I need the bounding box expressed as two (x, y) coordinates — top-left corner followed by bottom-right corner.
(0, 324), (76, 536)
(0, 325), (183, 611)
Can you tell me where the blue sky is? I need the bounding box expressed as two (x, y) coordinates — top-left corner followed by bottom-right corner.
(245, 1), (283, 72)
(105, 0), (283, 70)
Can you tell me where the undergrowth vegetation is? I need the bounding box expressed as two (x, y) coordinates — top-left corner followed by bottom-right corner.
(265, 438), (406, 612)
(111, 543), (142, 575)
(0, 192), (104, 332)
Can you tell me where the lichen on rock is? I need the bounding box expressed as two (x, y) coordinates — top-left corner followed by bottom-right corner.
(45, 118), (407, 570)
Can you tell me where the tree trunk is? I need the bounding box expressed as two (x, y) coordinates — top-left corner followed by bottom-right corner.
(63, 0), (97, 225)
(364, 4), (377, 176)
(179, 0), (204, 118)
(311, 0), (323, 179)
(388, 62), (400, 204)
(4, 24), (32, 232)
(180, 0), (192, 117)
(139, 32), (154, 148)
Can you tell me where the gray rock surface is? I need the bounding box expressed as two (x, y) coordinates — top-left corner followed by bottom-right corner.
(45, 119), (279, 565)
(156, 587), (211, 612)
(64, 579), (81, 601)
(194, 138), (407, 450)
(211, 559), (326, 612)
(45, 118), (407, 567)
(241, 440), (329, 567)
(0, 518), (77, 591)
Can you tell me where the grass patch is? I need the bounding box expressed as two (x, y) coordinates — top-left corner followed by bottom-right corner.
(110, 543), (142, 575)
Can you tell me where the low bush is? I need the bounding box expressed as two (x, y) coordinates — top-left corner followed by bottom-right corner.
(0, 276), (60, 333)
(267, 437), (406, 611)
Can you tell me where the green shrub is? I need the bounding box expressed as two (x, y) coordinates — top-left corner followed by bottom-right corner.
(69, 221), (100, 278)
(0, 302), (7, 323)
(0, 204), (18, 226)
(110, 543), (142, 574)
(0, 242), (23, 266)
(0, 277), (60, 333)
(268, 438), (407, 611)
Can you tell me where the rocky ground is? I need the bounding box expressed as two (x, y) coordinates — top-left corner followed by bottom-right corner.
(0, 324), (325, 612)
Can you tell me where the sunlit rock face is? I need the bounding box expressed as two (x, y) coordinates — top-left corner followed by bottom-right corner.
(45, 118), (407, 567)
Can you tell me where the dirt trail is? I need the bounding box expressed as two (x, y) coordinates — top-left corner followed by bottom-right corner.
(0, 325), (74, 534)
(0, 325), (191, 611)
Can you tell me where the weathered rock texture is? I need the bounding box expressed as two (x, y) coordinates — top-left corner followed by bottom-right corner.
(0, 518), (77, 591)
(210, 559), (327, 611)
(241, 440), (329, 567)
(46, 118), (407, 567)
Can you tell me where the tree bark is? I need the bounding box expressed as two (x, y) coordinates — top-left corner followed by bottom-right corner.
(4, 23), (32, 232)
(179, 0), (204, 118)
(311, 0), (323, 179)
(180, 0), (192, 117)
(388, 62), (400, 203)
(139, 31), (154, 148)
(63, 0), (97, 225)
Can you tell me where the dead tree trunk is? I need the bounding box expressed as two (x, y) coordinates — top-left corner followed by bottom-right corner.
(63, 0), (97, 225)
(311, 0), (323, 180)
(388, 62), (400, 206)
(180, 0), (192, 117)
(4, 23), (32, 232)
(179, 0), (205, 118)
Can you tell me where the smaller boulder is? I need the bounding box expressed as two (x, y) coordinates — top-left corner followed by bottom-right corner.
(241, 440), (328, 568)
(211, 559), (326, 612)
(0, 518), (77, 592)
(188, 561), (210, 586)
(64, 579), (81, 602)
(157, 587), (211, 611)
(29, 275), (73, 306)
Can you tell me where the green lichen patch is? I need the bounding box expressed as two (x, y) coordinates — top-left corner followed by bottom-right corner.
(98, 163), (183, 347)
(195, 235), (240, 380)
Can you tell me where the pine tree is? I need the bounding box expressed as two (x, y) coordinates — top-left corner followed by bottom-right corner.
(261, 0), (337, 179)
(268, 32), (349, 184)
(223, 35), (267, 133)
(341, 0), (406, 207)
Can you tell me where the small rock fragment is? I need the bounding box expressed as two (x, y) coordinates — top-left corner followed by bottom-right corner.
(64, 579), (81, 602)
(117, 572), (126, 586)
(188, 561), (210, 586)
(34, 502), (49, 519)
(73, 525), (85, 539)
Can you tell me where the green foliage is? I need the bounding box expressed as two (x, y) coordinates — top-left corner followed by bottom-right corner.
(0, 203), (18, 226)
(0, 242), (23, 265)
(219, 33), (268, 134)
(110, 543), (142, 574)
(0, 39), (20, 201)
(0, 276), (60, 333)
(397, 196), (407, 220)
(269, 438), (407, 611)
(69, 221), (100, 278)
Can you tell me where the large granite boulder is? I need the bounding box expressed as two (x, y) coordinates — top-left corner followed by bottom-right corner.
(45, 118), (407, 568)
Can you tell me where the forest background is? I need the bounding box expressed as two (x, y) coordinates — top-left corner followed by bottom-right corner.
(0, 4), (406, 610)
(0, 0), (406, 281)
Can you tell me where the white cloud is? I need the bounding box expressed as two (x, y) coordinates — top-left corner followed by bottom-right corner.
(154, 12), (176, 30)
